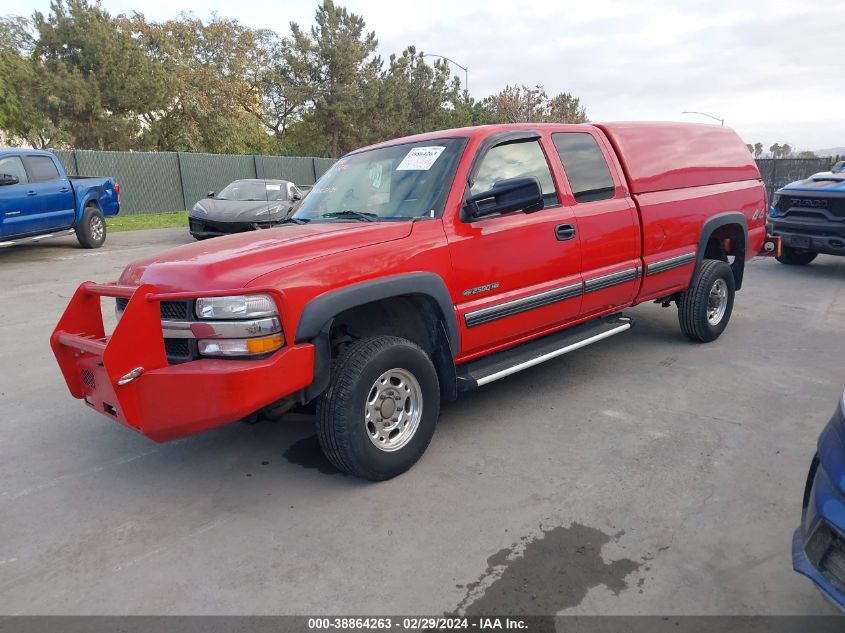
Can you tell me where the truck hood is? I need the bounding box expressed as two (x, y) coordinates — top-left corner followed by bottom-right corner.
(118, 222), (413, 292)
(781, 173), (845, 194)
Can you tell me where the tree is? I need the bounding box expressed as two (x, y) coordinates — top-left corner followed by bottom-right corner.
(126, 12), (273, 154)
(797, 150), (817, 159)
(769, 143), (782, 159)
(481, 84), (588, 124)
(754, 142), (763, 158)
(244, 33), (311, 144)
(483, 84), (547, 123)
(367, 46), (462, 140)
(745, 144), (754, 154)
(0, 1), (595, 156)
(0, 17), (35, 138)
(287, 1), (381, 157)
(781, 143), (792, 158)
(28, 0), (170, 149)
(547, 92), (588, 123)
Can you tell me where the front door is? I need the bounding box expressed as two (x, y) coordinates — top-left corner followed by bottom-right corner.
(21, 155), (75, 233)
(444, 134), (583, 358)
(0, 156), (38, 239)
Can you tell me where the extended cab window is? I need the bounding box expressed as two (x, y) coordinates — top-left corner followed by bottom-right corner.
(471, 140), (559, 208)
(24, 156), (61, 183)
(552, 133), (616, 203)
(0, 156), (28, 184)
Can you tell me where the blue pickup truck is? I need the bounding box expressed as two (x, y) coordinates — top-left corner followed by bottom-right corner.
(769, 166), (845, 265)
(0, 149), (120, 249)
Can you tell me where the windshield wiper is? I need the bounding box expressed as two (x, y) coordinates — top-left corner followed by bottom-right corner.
(281, 216), (310, 225)
(321, 210), (379, 222)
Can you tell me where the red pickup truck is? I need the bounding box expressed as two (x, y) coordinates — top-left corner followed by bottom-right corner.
(52, 122), (767, 480)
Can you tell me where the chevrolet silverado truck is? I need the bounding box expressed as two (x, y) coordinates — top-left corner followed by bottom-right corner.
(0, 149), (120, 249)
(52, 122), (767, 480)
(769, 168), (845, 265)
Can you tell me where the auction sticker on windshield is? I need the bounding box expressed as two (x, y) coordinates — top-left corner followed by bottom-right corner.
(396, 146), (445, 171)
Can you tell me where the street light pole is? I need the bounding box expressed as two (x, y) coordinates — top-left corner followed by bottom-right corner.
(422, 53), (469, 100)
(682, 111), (725, 126)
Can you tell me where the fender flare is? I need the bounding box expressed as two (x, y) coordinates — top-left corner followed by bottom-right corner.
(693, 212), (748, 291)
(295, 272), (459, 354)
(77, 197), (101, 224)
(295, 273), (459, 402)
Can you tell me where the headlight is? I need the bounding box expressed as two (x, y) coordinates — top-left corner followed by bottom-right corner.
(192, 204), (207, 216)
(771, 193), (780, 207)
(195, 294), (277, 320)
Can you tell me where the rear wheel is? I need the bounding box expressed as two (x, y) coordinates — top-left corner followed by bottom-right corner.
(315, 336), (440, 481)
(776, 245), (817, 266)
(76, 205), (106, 249)
(678, 259), (735, 343)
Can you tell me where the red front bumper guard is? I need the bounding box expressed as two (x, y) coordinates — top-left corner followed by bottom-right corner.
(51, 282), (314, 442)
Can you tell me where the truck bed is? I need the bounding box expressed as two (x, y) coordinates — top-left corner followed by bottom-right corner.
(598, 122), (760, 194)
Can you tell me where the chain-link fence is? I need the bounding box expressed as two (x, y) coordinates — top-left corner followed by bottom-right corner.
(52, 149), (336, 215)
(755, 158), (831, 199)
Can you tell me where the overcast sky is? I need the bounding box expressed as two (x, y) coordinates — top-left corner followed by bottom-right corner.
(12, 0), (844, 151)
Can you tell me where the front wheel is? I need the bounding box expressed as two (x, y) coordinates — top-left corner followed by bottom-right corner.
(776, 245), (817, 266)
(316, 336), (440, 481)
(678, 259), (736, 343)
(76, 206), (106, 249)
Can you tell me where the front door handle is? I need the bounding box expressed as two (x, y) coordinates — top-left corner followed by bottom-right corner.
(555, 223), (576, 241)
(59, 187), (70, 193)
(26, 190), (37, 197)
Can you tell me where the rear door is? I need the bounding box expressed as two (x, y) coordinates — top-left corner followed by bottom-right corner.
(444, 133), (583, 357)
(0, 156), (38, 238)
(20, 155), (75, 233)
(549, 131), (641, 318)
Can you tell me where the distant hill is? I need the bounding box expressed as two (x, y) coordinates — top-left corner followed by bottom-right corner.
(814, 147), (845, 157)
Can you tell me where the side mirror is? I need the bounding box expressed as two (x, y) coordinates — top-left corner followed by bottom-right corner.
(207, 191), (215, 198)
(0, 173), (20, 187)
(292, 192), (302, 201)
(463, 176), (544, 220)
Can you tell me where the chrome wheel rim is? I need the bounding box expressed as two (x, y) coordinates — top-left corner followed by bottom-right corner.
(90, 215), (105, 241)
(707, 278), (728, 326)
(364, 368), (422, 452)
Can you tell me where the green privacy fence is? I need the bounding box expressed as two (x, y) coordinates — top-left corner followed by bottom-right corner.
(52, 150), (336, 215)
(47, 150), (829, 215)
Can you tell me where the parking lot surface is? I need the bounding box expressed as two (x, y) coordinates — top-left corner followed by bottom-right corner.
(0, 228), (843, 615)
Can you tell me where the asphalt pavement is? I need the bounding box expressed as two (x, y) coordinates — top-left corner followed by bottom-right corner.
(0, 228), (843, 615)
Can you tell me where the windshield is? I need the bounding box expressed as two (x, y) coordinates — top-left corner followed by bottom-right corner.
(217, 180), (288, 202)
(293, 138), (466, 221)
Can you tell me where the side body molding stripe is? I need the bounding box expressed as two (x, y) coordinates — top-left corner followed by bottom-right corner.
(465, 265), (643, 329)
(464, 283), (582, 328)
(646, 252), (697, 276)
(583, 267), (640, 294)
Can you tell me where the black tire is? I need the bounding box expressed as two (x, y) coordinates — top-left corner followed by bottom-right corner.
(75, 205), (106, 249)
(678, 259), (736, 343)
(316, 336), (440, 481)
(776, 245), (817, 266)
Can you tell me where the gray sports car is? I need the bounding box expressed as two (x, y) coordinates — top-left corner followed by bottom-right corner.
(188, 179), (304, 239)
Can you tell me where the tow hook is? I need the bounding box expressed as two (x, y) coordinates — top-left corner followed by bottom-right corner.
(117, 366), (144, 386)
